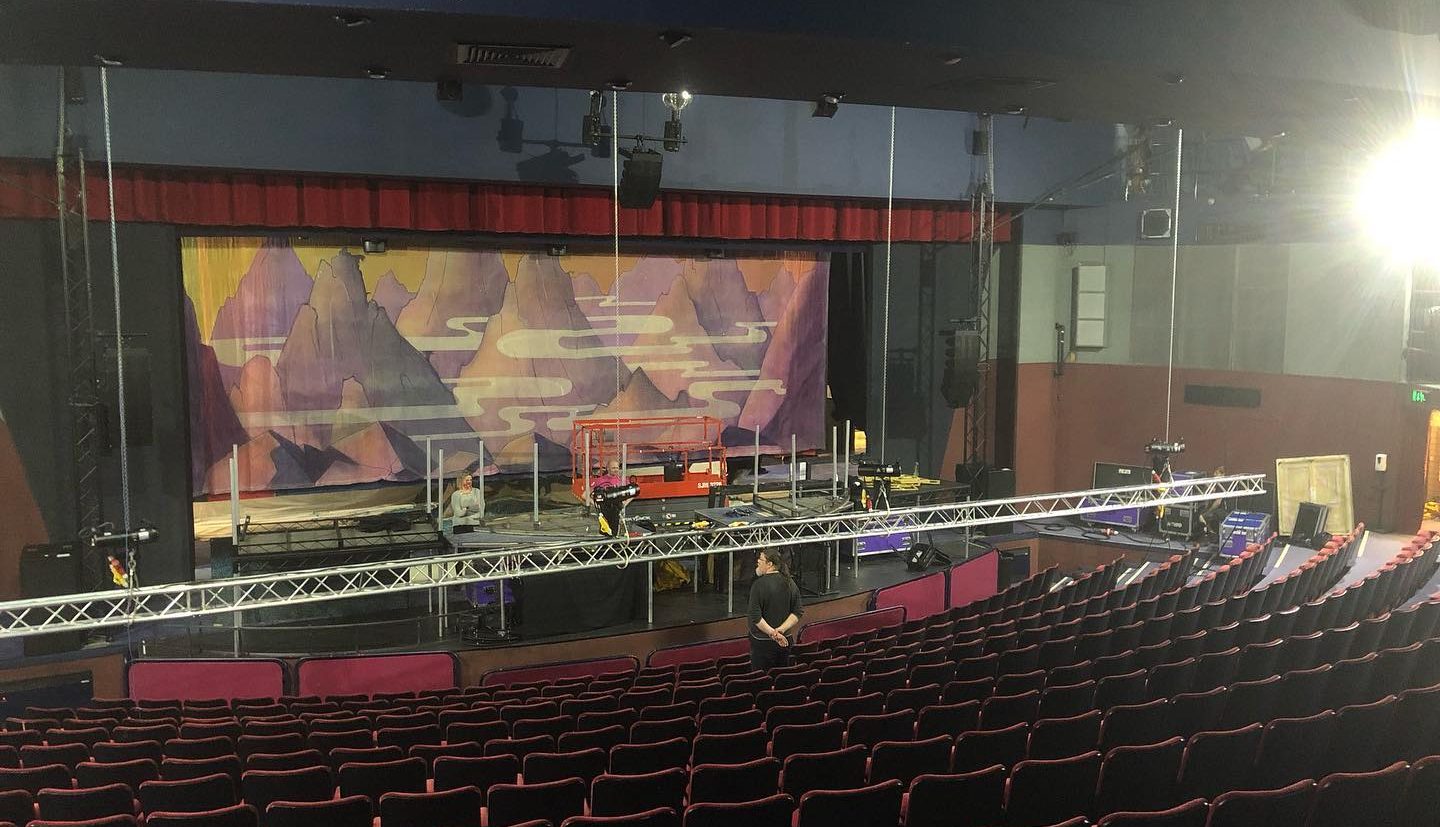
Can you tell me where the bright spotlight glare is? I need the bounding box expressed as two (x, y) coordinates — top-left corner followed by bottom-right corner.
(1357, 119), (1440, 265)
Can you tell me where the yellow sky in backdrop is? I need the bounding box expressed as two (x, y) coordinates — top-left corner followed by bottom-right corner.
(182, 237), (813, 343)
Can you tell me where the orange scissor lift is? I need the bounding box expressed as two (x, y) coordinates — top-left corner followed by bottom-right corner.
(570, 415), (728, 501)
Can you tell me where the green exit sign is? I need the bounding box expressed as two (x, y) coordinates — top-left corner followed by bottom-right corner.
(1413, 388), (1430, 404)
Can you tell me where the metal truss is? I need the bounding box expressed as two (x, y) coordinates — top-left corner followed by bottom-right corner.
(235, 511), (436, 556)
(965, 113), (996, 466)
(55, 67), (105, 584)
(0, 475), (1264, 637)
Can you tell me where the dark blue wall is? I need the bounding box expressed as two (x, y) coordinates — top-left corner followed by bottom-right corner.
(0, 65), (1117, 205)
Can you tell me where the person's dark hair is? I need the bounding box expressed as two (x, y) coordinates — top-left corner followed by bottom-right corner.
(760, 548), (791, 579)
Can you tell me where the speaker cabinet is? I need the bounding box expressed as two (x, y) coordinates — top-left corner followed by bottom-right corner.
(982, 468), (1016, 535)
(905, 543), (952, 572)
(619, 150), (663, 208)
(996, 547), (1031, 591)
(20, 543), (86, 656)
(98, 340), (153, 450)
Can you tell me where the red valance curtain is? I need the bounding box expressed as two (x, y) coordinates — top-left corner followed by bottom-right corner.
(0, 159), (1008, 243)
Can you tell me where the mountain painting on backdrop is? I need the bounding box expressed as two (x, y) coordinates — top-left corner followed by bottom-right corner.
(182, 237), (830, 496)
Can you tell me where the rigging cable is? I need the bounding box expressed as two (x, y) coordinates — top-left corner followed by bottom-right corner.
(101, 66), (138, 649)
(1164, 128), (1183, 442)
(879, 106), (896, 464)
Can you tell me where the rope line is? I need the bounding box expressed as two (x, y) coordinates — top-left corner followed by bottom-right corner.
(101, 67), (138, 620)
(1164, 127), (1183, 442)
(611, 92), (621, 404)
(879, 106), (896, 463)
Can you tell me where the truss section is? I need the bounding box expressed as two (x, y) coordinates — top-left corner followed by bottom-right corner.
(234, 509), (437, 556)
(0, 475), (1263, 637)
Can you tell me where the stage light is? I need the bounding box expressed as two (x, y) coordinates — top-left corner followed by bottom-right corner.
(813, 93), (843, 118)
(662, 91), (692, 113)
(363, 238), (386, 254)
(333, 13), (372, 27)
(94, 55), (124, 67)
(547, 244), (568, 257)
(581, 90), (610, 147)
(659, 30), (692, 48)
(1355, 119), (1440, 265)
(365, 67), (391, 80)
(435, 77), (462, 102)
(662, 90), (691, 151)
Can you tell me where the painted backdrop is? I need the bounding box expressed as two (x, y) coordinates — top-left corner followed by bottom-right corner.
(183, 237), (829, 495)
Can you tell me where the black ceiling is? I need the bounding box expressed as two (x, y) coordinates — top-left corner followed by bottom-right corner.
(1, 0), (1435, 137)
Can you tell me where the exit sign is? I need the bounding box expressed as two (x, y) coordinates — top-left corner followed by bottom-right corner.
(1413, 388), (1430, 403)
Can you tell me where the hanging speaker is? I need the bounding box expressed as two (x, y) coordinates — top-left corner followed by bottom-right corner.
(1139, 208), (1173, 239)
(98, 340), (153, 450)
(618, 149), (663, 208)
(941, 328), (982, 408)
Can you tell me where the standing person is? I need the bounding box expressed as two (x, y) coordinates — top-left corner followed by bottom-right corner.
(591, 460), (636, 537)
(449, 473), (482, 531)
(748, 548), (804, 669)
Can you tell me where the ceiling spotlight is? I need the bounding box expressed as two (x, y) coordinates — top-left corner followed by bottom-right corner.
(660, 30), (693, 48)
(547, 244), (568, 257)
(582, 90), (611, 147)
(607, 78), (632, 91)
(662, 91), (692, 113)
(662, 91), (692, 152)
(93, 54), (124, 67)
(362, 238), (387, 254)
(1001, 104), (1028, 116)
(942, 54), (965, 66)
(1165, 72), (1186, 85)
(365, 66), (391, 79)
(333, 13), (372, 27)
(813, 92), (844, 118)
(1355, 119), (1440, 265)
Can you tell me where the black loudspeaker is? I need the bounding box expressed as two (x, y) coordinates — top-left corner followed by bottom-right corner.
(956, 460), (987, 493)
(906, 543), (952, 572)
(996, 548), (1031, 591)
(20, 543), (86, 656)
(983, 468), (1016, 535)
(618, 149), (663, 208)
(941, 329), (981, 408)
(98, 340), (153, 450)
(1139, 207), (1173, 239)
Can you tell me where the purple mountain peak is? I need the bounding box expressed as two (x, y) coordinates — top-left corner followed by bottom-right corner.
(210, 239), (314, 341)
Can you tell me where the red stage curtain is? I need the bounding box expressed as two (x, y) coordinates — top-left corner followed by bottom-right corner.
(0, 159), (1007, 243)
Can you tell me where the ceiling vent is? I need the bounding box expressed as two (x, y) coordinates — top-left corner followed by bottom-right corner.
(928, 74), (1058, 94)
(453, 44), (572, 69)
(957, 75), (1058, 91)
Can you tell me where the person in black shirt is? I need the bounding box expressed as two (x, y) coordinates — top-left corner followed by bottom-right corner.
(747, 548), (804, 669)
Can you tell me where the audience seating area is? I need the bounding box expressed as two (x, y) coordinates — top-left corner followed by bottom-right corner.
(3, 527), (1439, 827)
